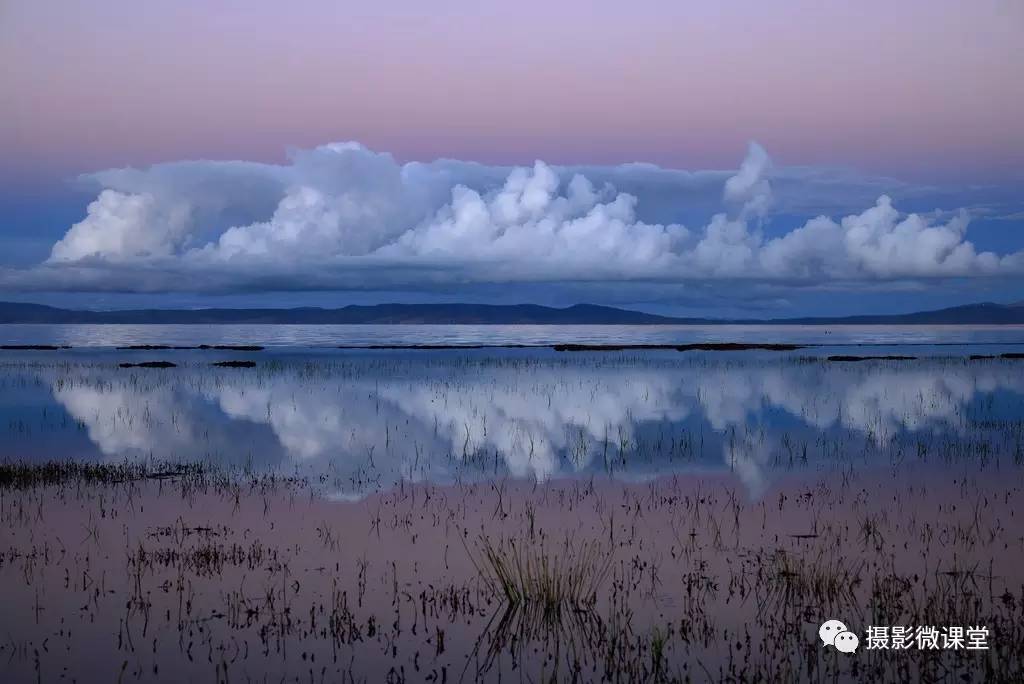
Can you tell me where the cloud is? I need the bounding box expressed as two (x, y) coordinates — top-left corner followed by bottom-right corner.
(49, 189), (191, 262)
(374, 162), (691, 279)
(990, 210), (1024, 222)
(723, 141), (773, 219)
(51, 160), (288, 262)
(758, 197), (999, 279)
(8, 141), (1024, 293)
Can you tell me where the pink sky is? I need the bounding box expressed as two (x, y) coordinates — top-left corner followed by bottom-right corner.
(1, 0), (1022, 185)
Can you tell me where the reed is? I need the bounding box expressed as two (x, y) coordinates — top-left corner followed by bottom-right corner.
(469, 534), (613, 613)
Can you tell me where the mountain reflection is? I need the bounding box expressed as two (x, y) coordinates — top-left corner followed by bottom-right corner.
(15, 356), (1021, 498)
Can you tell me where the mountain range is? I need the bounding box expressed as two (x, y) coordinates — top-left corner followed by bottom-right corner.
(1, 301), (1024, 325)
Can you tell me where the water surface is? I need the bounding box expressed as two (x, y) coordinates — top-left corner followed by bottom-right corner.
(1, 349), (1021, 499)
(0, 333), (1021, 682)
(2, 322), (1024, 347)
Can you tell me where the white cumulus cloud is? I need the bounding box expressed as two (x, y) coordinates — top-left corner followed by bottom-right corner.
(50, 189), (192, 262)
(723, 141), (773, 219)
(17, 140), (1023, 293)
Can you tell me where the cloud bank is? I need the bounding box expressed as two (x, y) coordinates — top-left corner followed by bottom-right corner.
(10, 141), (1023, 293)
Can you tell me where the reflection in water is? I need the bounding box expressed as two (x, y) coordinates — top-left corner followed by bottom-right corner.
(1, 350), (1023, 683)
(5, 354), (1023, 498)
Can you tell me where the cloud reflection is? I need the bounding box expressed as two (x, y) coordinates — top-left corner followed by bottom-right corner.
(32, 356), (1024, 498)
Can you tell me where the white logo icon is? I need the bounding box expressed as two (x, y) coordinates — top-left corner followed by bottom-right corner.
(819, 619), (859, 653)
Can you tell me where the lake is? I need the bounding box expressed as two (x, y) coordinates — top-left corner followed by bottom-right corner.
(0, 325), (1022, 681)
(2, 322), (1024, 347)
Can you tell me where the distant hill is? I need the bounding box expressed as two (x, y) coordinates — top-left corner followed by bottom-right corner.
(0, 302), (700, 325)
(1, 301), (1024, 325)
(782, 302), (1024, 325)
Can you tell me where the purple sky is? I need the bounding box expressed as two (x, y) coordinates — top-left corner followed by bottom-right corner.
(2, 1), (1022, 185)
(1, 1), (1023, 315)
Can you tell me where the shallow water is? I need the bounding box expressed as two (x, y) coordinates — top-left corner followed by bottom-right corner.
(2, 322), (1024, 347)
(0, 350), (1021, 499)
(0, 340), (1022, 681)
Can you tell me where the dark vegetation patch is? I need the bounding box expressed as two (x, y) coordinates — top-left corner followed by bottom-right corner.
(116, 345), (183, 350)
(338, 344), (536, 350)
(0, 461), (204, 489)
(827, 355), (917, 362)
(212, 360), (256, 368)
(119, 361), (177, 368)
(1002, 353), (1024, 360)
(116, 344), (264, 351)
(0, 345), (71, 350)
(0, 460), (306, 492)
(969, 355), (996, 360)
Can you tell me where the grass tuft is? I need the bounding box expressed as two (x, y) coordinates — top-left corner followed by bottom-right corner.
(468, 534), (613, 613)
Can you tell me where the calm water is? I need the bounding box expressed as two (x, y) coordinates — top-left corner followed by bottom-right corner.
(1, 329), (1022, 681)
(1, 345), (1022, 499)
(2, 322), (1024, 347)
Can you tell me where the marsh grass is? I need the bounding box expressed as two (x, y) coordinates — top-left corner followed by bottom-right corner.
(0, 352), (1022, 681)
(468, 534), (613, 613)
(0, 460), (203, 489)
(762, 548), (864, 611)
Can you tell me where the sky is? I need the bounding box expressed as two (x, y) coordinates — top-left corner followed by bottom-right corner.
(1, 0), (1023, 316)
